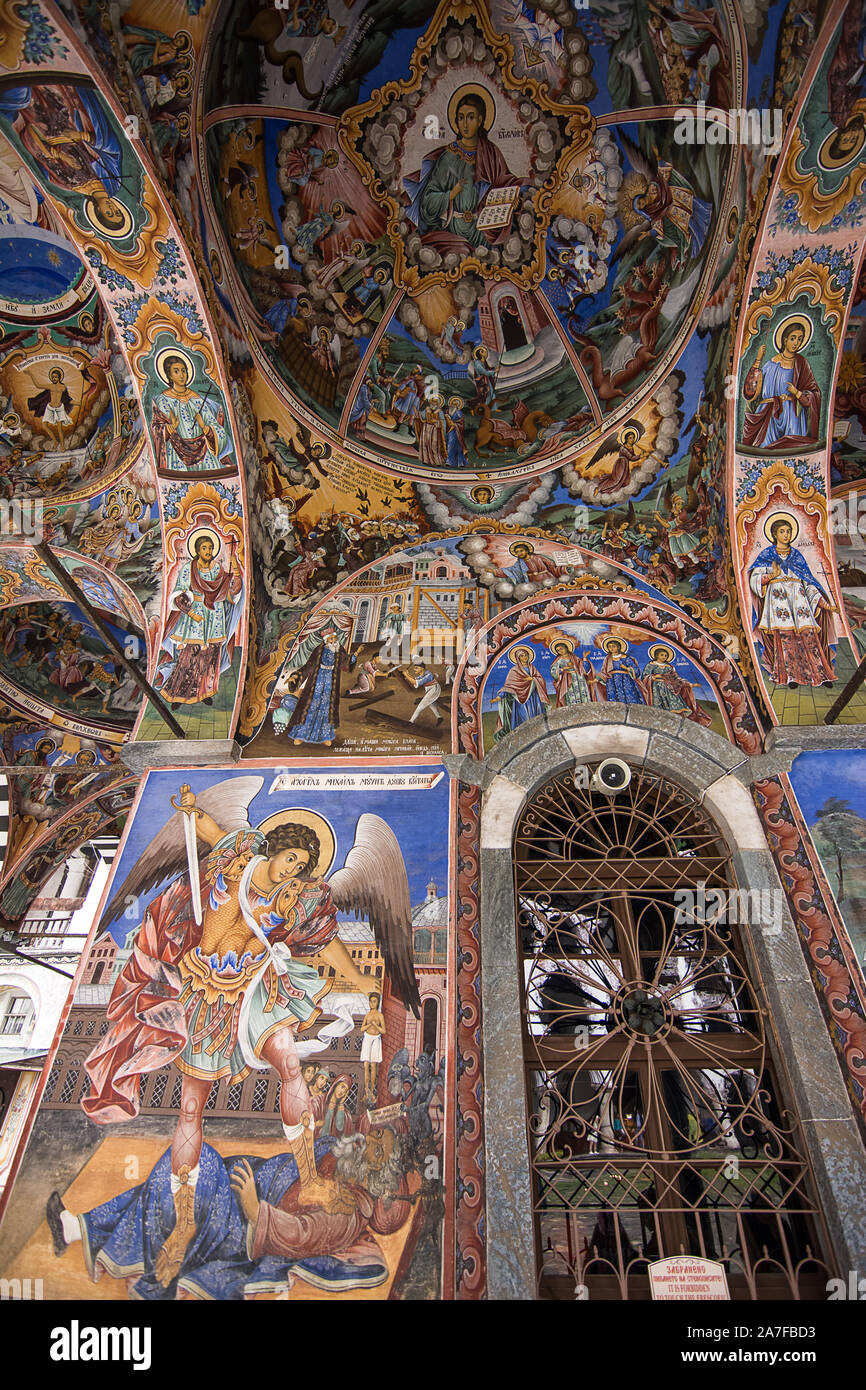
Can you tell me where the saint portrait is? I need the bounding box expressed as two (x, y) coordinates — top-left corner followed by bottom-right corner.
(748, 513), (836, 688)
(741, 315), (822, 452)
(492, 644), (549, 740)
(149, 347), (232, 474)
(43, 776), (424, 1298)
(157, 527), (243, 708)
(0, 83), (132, 239)
(403, 85), (520, 257)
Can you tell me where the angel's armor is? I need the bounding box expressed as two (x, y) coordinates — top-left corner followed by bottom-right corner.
(82, 787), (420, 1126)
(177, 829), (338, 1083)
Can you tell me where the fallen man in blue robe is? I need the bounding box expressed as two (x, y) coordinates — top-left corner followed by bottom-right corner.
(46, 1128), (415, 1300)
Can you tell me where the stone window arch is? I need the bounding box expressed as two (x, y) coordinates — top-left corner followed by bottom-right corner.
(457, 706), (866, 1299)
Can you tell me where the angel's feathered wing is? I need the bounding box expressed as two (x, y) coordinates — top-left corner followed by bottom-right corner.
(588, 439), (618, 468)
(101, 775), (265, 930)
(620, 130), (657, 183)
(328, 813), (421, 1018)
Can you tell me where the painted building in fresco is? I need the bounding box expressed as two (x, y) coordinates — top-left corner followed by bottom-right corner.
(0, 0), (863, 1312)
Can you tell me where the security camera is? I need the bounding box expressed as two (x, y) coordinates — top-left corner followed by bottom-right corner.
(590, 758), (632, 796)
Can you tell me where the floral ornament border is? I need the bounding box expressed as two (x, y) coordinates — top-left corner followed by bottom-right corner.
(454, 783), (485, 1299)
(753, 775), (866, 1138)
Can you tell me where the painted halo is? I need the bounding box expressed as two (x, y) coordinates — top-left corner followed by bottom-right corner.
(549, 634), (575, 652)
(83, 196), (134, 241)
(762, 510), (800, 543)
(648, 644), (674, 663)
(600, 634), (628, 653)
(447, 82), (496, 135)
(186, 525), (222, 559)
(818, 118), (866, 171)
(618, 424), (640, 446)
(509, 644), (535, 665)
(256, 808), (337, 880)
(155, 345), (197, 387)
(509, 540), (534, 555)
(773, 313), (813, 352)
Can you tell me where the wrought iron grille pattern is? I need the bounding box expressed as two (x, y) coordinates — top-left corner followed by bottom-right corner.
(515, 768), (835, 1300)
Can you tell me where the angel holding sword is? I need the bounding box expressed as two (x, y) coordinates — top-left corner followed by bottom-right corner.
(70, 775), (420, 1290)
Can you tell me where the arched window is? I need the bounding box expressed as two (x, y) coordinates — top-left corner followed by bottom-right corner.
(422, 997), (439, 1062)
(514, 766), (834, 1301)
(353, 598), (372, 642)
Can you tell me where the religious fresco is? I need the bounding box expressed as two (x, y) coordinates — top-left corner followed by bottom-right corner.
(0, 237), (144, 501)
(62, 8), (197, 182)
(478, 622), (724, 751)
(248, 536), (487, 757)
(830, 268), (866, 489)
(132, 479), (245, 741)
(774, 1), (866, 237)
(201, 0), (740, 488)
(0, 542), (147, 635)
(455, 587), (761, 757)
(730, 0), (866, 726)
(0, 45), (251, 746)
(0, 777), (136, 918)
(0, 600), (138, 728)
(0, 763), (451, 1300)
(0, 721), (124, 868)
(1, 0), (866, 1307)
(240, 529), (669, 747)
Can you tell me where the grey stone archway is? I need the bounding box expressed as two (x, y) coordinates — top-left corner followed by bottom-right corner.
(447, 705), (866, 1301)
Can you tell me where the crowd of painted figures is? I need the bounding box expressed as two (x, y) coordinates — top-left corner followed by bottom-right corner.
(0, 605), (132, 717)
(273, 510), (423, 600)
(493, 636), (712, 742)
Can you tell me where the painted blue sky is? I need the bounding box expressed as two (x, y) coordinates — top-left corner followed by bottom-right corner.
(789, 750), (866, 825)
(101, 764), (451, 945)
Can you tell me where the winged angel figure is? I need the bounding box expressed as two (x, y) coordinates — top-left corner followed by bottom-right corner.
(80, 775), (419, 1285)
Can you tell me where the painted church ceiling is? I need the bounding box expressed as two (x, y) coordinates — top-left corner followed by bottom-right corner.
(0, 0), (861, 907)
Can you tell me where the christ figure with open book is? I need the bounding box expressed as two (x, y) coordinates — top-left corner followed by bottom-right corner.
(404, 88), (520, 256)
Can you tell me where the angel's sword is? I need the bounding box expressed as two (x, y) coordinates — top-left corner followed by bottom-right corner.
(171, 795), (203, 926)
